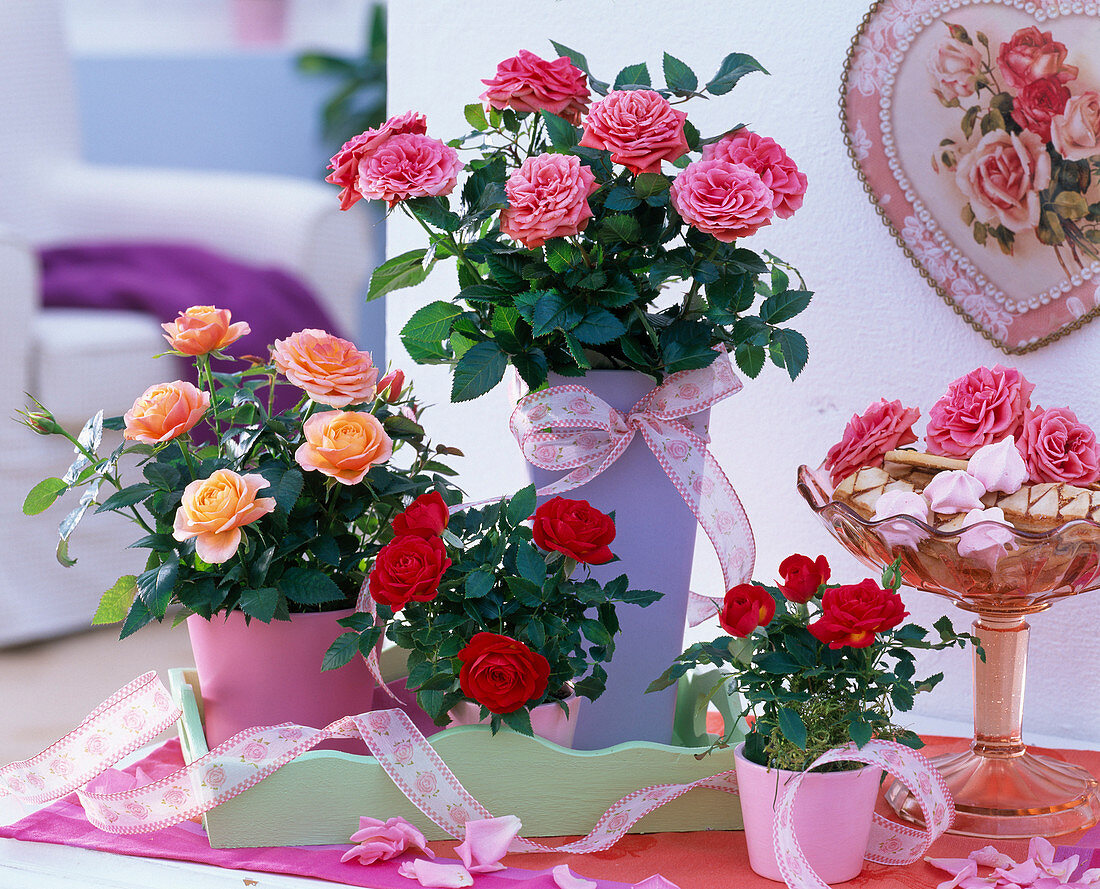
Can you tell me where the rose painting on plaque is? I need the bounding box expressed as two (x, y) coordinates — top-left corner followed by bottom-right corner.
(843, 1), (1100, 353)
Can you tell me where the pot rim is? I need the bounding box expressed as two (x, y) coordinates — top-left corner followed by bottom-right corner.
(733, 741), (881, 779)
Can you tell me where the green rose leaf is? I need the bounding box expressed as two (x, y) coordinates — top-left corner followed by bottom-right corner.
(540, 110), (579, 150)
(323, 632), (361, 671)
(506, 484), (538, 527)
(614, 62), (651, 90)
(706, 52), (768, 95)
(777, 706), (807, 749)
(92, 575), (138, 625)
(401, 301), (462, 343)
(760, 290), (812, 325)
(663, 52), (698, 92)
(239, 587), (279, 622)
(23, 477), (68, 515)
(451, 340), (508, 402)
(278, 568), (343, 605)
(368, 249), (432, 301)
(770, 328), (809, 381)
(465, 570), (496, 599)
(572, 308), (627, 345)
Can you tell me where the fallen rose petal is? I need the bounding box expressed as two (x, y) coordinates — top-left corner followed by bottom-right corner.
(925, 857), (979, 889)
(553, 864), (598, 889)
(454, 814), (522, 873)
(397, 859), (473, 888)
(969, 845), (1016, 869)
(342, 815), (434, 865)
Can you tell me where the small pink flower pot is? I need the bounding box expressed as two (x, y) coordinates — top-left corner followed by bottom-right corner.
(188, 609), (376, 754)
(447, 697), (580, 748)
(734, 742), (881, 884)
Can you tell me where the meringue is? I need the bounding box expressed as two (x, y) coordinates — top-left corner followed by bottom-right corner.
(872, 490), (931, 550)
(967, 436), (1030, 494)
(923, 469), (987, 514)
(957, 507), (1017, 570)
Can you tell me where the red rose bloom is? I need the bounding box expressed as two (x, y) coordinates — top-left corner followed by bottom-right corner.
(368, 534), (451, 610)
(719, 583), (776, 638)
(392, 491), (450, 539)
(777, 554), (831, 603)
(458, 632), (551, 715)
(808, 580), (908, 649)
(531, 497), (615, 564)
(1011, 75), (1071, 143)
(997, 27), (1077, 92)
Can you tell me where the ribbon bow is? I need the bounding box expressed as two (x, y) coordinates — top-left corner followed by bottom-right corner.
(509, 349), (754, 623)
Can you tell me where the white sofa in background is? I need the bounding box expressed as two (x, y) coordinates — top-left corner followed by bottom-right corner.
(0, 1), (378, 645)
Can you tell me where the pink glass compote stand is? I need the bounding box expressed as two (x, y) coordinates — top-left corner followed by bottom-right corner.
(797, 464), (1100, 838)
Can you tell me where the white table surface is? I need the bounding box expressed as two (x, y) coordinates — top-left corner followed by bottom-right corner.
(2, 718), (1097, 889)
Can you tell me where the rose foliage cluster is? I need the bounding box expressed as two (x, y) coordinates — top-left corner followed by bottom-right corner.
(649, 554), (977, 770)
(328, 42), (812, 401)
(20, 306), (460, 642)
(325, 488), (662, 735)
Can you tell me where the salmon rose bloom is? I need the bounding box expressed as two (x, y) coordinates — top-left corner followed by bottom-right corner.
(480, 50), (590, 125)
(172, 469), (276, 564)
(500, 153), (598, 248)
(295, 410), (393, 485)
(123, 381), (210, 445)
(356, 133), (462, 208)
(579, 89), (689, 175)
(272, 329), (379, 407)
(670, 159), (774, 243)
(161, 305), (250, 356)
(326, 111), (428, 210)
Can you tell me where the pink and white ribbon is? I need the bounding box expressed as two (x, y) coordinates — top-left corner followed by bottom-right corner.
(0, 673), (951, 889)
(509, 350), (754, 624)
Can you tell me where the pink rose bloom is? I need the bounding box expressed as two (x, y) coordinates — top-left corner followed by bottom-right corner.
(997, 27), (1077, 92)
(272, 329), (379, 407)
(823, 398), (921, 487)
(954, 129), (1050, 234)
(326, 111), (427, 210)
(670, 159), (774, 243)
(481, 50), (590, 124)
(341, 816), (435, 866)
(579, 89), (689, 175)
(925, 365), (1035, 458)
(377, 368), (406, 403)
(356, 133), (463, 208)
(928, 34), (982, 101)
(703, 131), (807, 219)
(1010, 75), (1070, 143)
(499, 153), (598, 248)
(1017, 406), (1100, 485)
(1051, 91), (1100, 161)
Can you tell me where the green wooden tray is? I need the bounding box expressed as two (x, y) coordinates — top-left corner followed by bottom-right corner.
(168, 653), (743, 848)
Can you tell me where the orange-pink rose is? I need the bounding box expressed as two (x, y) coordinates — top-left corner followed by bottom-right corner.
(172, 469), (276, 564)
(579, 89), (689, 175)
(326, 112), (427, 211)
(123, 381), (210, 445)
(702, 130), (807, 220)
(294, 410), (393, 485)
(480, 50), (590, 125)
(954, 130), (1050, 234)
(377, 369), (406, 403)
(670, 159), (774, 243)
(271, 329), (379, 407)
(500, 153), (598, 248)
(356, 133), (462, 208)
(161, 305), (250, 356)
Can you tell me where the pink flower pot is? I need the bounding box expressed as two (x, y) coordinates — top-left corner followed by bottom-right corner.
(734, 742), (881, 884)
(187, 609), (376, 754)
(447, 697), (580, 748)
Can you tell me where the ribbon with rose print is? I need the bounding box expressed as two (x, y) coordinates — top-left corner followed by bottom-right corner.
(0, 671), (952, 889)
(509, 348), (754, 626)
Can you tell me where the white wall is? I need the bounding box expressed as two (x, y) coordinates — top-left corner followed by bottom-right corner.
(387, 0), (1100, 742)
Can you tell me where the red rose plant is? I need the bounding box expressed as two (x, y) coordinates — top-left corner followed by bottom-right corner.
(330, 486), (662, 733)
(650, 556), (976, 771)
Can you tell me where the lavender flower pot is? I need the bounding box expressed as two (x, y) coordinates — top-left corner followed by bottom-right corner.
(525, 370), (708, 748)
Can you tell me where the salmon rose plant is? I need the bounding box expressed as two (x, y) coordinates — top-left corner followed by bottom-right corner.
(330, 42), (812, 402)
(650, 556), (977, 771)
(18, 307), (461, 644)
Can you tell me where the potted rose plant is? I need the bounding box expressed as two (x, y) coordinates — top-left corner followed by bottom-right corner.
(19, 306), (461, 747)
(326, 485), (662, 744)
(649, 555), (976, 882)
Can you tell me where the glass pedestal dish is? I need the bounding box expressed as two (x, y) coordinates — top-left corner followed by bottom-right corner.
(797, 464), (1100, 838)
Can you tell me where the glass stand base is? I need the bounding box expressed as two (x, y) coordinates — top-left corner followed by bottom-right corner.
(885, 747), (1100, 838)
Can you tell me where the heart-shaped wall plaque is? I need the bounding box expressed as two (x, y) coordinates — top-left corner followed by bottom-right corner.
(842, 0), (1100, 353)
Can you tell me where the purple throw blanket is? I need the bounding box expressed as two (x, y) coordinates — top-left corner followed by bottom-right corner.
(39, 242), (347, 363)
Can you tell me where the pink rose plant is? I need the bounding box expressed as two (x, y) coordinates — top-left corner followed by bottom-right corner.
(928, 34), (983, 102)
(1051, 92), (1100, 161)
(356, 133), (462, 207)
(499, 153), (598, 248)
(481, 50), (590, 124)
(823, 398), (921, 487)
(1016, 406), (1100, 485)
(326, 111), (428, 210)
(702, 130), (807, 219)
(670, 159), (774, 242)
(579, 89), (689, 175)
(925, 365), (1035, 458)
(997, 27), (1077, 92)
(271, 329), (379, 407)
(954, 130), (1051, 234)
